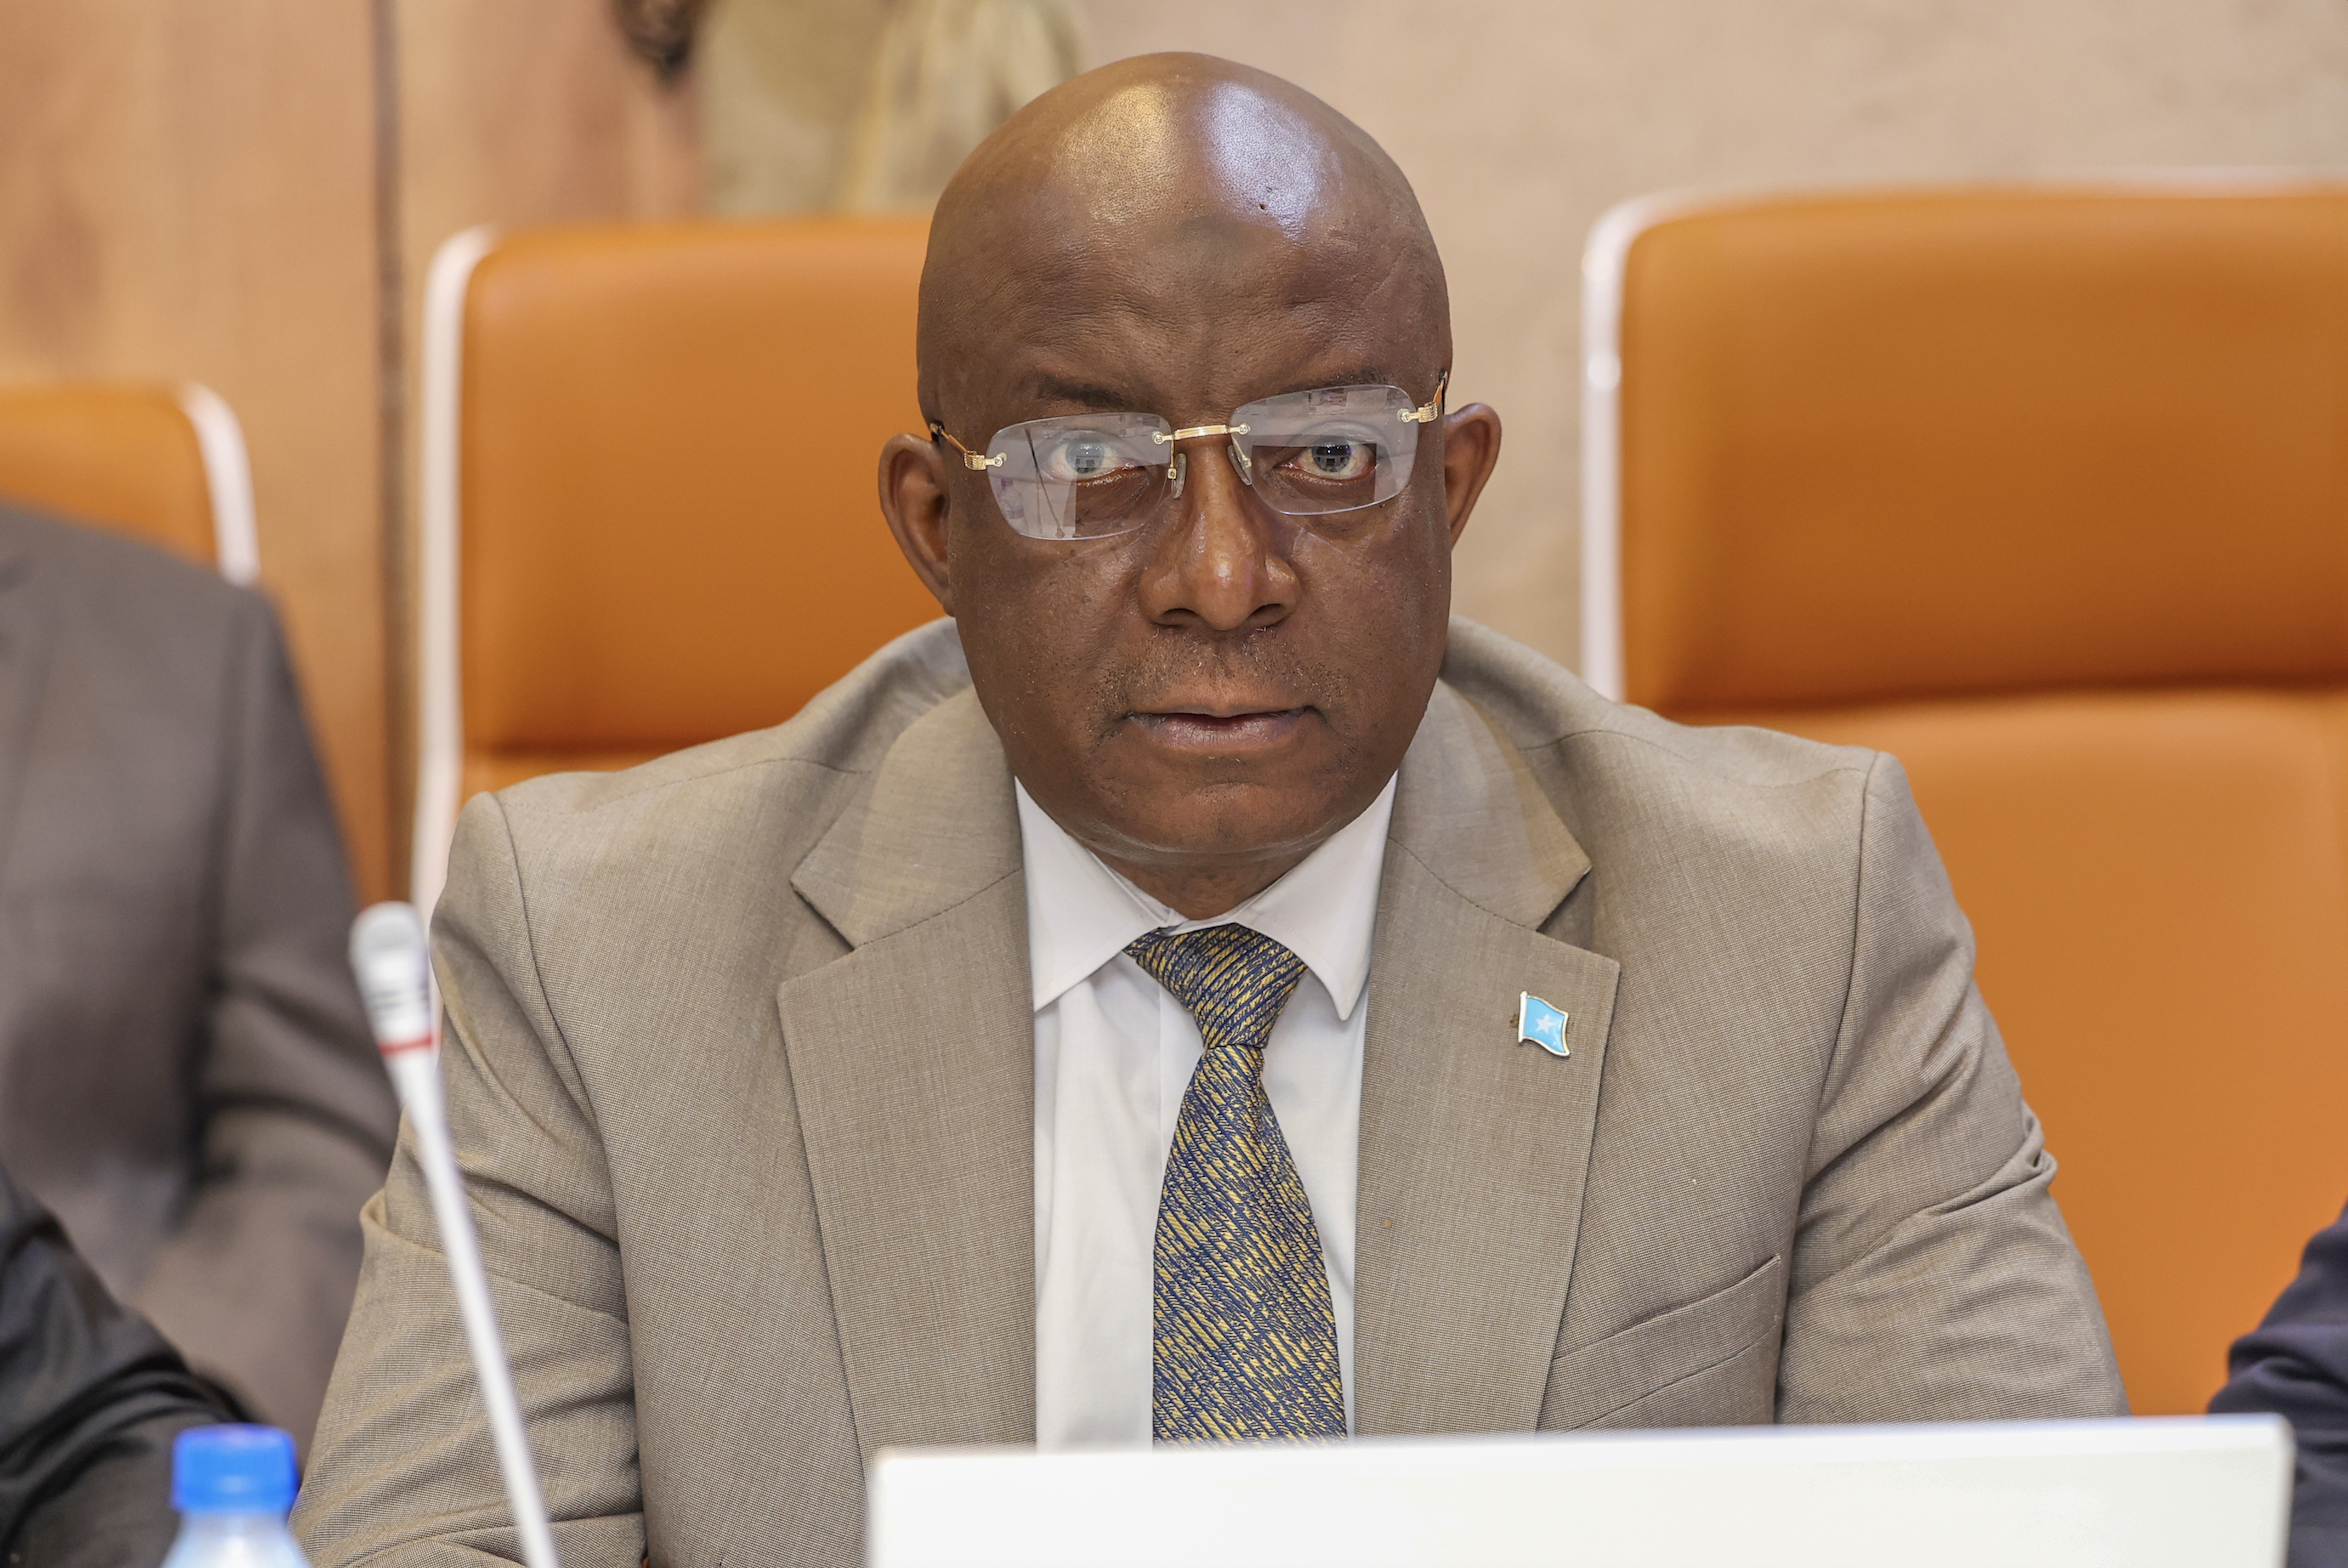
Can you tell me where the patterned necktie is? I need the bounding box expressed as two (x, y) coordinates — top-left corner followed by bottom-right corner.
(1127, 924), (1346, 1442)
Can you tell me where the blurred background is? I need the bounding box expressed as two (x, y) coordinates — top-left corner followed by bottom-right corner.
(10, 0), (2344, 905)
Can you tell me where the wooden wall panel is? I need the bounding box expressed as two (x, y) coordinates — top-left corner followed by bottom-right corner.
(0, 0), (391, 896)
(394, 0), (700, 256)
(0, 1), (700, 901)
(383, 0), (700, 889)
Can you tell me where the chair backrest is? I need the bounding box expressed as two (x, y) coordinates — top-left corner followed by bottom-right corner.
(413, 217), (941, 910)
(1584, 182), (2348, 1414)
(0, 382), (258, 582)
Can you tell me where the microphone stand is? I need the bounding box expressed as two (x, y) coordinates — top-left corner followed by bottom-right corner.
(351, 902), (563, 1568)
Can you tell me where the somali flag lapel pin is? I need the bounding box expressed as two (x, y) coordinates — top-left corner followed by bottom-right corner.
(1517, 992), (1570, 1058)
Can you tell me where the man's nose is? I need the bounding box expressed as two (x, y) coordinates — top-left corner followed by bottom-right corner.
(1136, 436), (1300, 632)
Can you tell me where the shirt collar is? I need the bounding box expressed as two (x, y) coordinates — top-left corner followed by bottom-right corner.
(1016, 775), (1397, 1022)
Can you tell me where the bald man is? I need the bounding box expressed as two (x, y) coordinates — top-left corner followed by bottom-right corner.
(295, 54), (2122, 1566)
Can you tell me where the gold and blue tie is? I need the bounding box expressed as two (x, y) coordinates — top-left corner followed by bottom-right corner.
(1127, 924), (1346, 1442)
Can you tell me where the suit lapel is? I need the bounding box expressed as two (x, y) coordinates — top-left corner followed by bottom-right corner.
(778, 690), (1036, 1457)
(1355, 683), (1621, 1433)
(0, 529), (54, 891)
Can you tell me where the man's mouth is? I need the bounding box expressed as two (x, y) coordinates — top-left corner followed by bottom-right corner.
(1127, 707), (1311, 751)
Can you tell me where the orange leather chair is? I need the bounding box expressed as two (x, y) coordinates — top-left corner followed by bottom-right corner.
(0, 382), (258, 581)
(412, 218), (941, 909)
(1582, 183), (2348, 1415)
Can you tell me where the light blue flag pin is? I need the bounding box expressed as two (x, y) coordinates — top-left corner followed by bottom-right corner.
(1517, 992), (1570, 1058)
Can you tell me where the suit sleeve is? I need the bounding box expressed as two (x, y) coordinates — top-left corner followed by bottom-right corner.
(293, 794), (644, 1568)
(1775, 752), (2128, 1422)
(0, 1162), (244, 1568)
(2210, 1200), (2348, 1568)
(126, 593), (398, 1444)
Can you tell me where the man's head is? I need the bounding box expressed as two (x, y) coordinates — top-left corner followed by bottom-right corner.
(879, 53), (1502, 918)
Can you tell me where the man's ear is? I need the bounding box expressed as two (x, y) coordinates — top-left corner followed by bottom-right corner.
(1438, 402), (1503, 549)
(879, 432), (955, 613)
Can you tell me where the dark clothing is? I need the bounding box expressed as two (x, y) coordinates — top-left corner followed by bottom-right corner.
(0, 1162), (243, 1567)
(0, 506), (397, 1442)
(2212, 1198), (2348, 1568)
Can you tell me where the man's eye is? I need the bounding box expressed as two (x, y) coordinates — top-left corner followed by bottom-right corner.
(1039, 435), (1132, 483)
(1289, 437), (1375, 482)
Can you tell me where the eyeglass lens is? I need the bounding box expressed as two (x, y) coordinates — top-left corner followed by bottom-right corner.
(979, 384), (1428, 541)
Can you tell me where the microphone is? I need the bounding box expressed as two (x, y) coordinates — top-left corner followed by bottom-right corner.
(350, 903), (562, 1568)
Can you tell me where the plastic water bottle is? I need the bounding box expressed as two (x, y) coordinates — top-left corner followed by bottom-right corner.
(159, 1425), (310, 1568)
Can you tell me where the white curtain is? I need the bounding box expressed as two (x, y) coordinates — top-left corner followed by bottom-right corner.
(702, 0), (1080, 216)
(838, 0), (1081, 211)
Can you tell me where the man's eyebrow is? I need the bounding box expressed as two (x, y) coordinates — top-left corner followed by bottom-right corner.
(1025, 368), (1420, 413)
(1314, 367), (1396, 391)
(1031, 376), (1148, 411)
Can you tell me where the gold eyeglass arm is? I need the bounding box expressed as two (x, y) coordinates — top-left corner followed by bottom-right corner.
(928, 422), (1002, 470)
(1397, 368), (1451, 425)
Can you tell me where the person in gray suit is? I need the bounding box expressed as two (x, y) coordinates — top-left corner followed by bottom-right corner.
(298, 55), (2122, 1566)
(0, 502), (397, 1445)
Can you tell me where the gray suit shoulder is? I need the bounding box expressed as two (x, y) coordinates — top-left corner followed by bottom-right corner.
(1438, 616), (1898, 903)
(470, 620), (970, 931)
(491, 618), (968, 822)
(0, 503), (303, 749)
(1441, 616), (1878, 790)
(0, 502), (259, 631)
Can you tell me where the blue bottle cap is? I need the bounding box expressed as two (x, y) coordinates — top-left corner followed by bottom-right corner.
(172, 1424), (297, 1515)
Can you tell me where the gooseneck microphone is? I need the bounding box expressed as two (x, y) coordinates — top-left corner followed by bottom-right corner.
(351, 903), (562, 1568)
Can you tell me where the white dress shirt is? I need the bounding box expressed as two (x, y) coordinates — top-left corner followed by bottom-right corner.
(1021, 776), (1396, 1448)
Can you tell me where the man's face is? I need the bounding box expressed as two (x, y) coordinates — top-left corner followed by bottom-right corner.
(884, 114), (1500, 915)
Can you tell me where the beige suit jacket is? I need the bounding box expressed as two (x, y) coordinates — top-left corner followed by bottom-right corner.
(297, 618), (2124, 1567)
